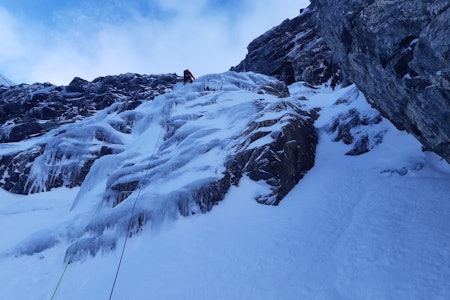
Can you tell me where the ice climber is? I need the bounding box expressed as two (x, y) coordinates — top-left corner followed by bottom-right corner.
(183, 69), (195, 84)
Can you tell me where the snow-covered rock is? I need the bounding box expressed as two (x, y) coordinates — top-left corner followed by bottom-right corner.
(2, 71), (317, 260)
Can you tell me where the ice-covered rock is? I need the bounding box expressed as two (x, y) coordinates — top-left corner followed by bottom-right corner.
(0, 73), (180, 194)
(6, 72), (317, 259)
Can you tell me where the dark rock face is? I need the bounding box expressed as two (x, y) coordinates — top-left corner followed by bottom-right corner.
(231, 102), (317, 205)
(312, 0), (450, 163)
(0, 73), (180, 194)
(0, 147), (44, 193)
(0, 73), (180, 143)
(231, 7), (340, 86)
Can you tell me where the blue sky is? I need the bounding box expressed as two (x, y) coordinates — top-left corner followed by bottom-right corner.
(0, 0), (310, 85)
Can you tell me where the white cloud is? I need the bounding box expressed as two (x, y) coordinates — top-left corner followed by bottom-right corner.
(0, 10), (19, 59)
(0, 1), (310, 85)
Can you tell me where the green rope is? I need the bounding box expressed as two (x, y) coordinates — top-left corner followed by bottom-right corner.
(51, 121), (164, 300)
(109, 124), (164, 299)
(50, 198), (104, 300)
(108, 183), (144, 300)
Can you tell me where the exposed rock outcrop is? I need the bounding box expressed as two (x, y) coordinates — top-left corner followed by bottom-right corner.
(231, 101), (317, 205)
(231, 7), (340, 86)
(326, 89), (385, 156)
(312, 0), (450, 163)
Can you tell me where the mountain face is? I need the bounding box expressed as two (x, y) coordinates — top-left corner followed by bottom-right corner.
(0, 73), (315, 204)
(234, 1), (449, 164)
(7, 74), (446, 300)
(1, 6), (450, 298)
(1, 72), (318, 259)
(0, 74), (180, 194)
(231, 7), (340, 86)
(311, 0), (450, 163)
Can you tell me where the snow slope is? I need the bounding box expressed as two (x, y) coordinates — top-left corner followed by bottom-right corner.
(0, 77), (450, 299)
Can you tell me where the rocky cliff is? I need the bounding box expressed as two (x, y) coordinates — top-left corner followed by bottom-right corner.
(312, 0), (450, 163)
(231, 7), (340, 86)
